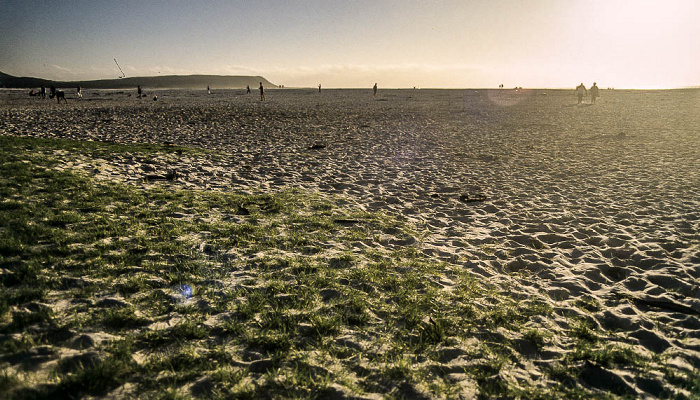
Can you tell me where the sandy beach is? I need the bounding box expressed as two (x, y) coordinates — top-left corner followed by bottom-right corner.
(1, 87), (699, 398)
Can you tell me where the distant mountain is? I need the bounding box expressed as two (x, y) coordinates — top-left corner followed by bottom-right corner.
(0, 71), (276, 89)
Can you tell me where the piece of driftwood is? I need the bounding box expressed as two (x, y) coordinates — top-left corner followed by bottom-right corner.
(459, 193), (488, 203)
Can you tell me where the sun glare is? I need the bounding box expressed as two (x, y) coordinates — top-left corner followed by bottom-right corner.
(587, 0), (698, 88)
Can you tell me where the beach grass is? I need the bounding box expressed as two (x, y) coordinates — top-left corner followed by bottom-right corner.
(0, 134), (695, 399)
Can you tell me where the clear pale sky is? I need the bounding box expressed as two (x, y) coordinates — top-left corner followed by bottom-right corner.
(1, 0), (698, 88)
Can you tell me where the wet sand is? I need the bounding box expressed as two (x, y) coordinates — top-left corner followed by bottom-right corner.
(2, 87), (699, 397)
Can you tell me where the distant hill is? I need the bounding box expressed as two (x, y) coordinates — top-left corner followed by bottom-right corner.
(0, 71), (276, 89)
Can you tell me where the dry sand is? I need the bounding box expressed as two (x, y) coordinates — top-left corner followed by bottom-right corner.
(1, 87), (699, 397)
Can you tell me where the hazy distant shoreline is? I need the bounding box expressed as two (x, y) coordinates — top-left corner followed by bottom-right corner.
(0, 71), (277, 89)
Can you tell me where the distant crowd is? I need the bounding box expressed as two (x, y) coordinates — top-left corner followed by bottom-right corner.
(26, 82), (603, 104)
(28, 85), (68, 103)
(26, 82), (384, 103)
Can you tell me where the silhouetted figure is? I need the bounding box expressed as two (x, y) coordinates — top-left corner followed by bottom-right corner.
(50, 85), (56, 98)
(40, 86), (46, 99)
(590, 82), (599, 104)
(246, 85), (251, 94)
(373, 83), (377, 97)
(76, 84), (82, 98)
(207, 85), (210, 95)
(259, 82), (265, 101)
(137, 85), (142, 98)
(575, 83), (587, 104)
(55, 90), (67, 104)
(319, 84), (322, 93)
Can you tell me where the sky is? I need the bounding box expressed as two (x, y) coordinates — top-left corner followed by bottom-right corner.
(1, 0), (698, 89)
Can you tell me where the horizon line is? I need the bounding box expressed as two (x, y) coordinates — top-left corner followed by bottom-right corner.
(1, 70), (696, 91)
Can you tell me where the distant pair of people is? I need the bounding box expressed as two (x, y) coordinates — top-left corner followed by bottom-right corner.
(576, 82), (599, 104)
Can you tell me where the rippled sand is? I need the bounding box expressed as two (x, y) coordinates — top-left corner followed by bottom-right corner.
(2, 87), (699, 397)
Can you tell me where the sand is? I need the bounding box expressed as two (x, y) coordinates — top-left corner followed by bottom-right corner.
(1, 87), (699, 397)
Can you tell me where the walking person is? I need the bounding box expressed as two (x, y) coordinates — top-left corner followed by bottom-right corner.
(259, 82), (265, 101)
(575, 83), (587, 104)
(77, 84), (82, 98)
(246, 85), (251, 94)
(373, 83), (378, 97)
(589, 82), (599, 104)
